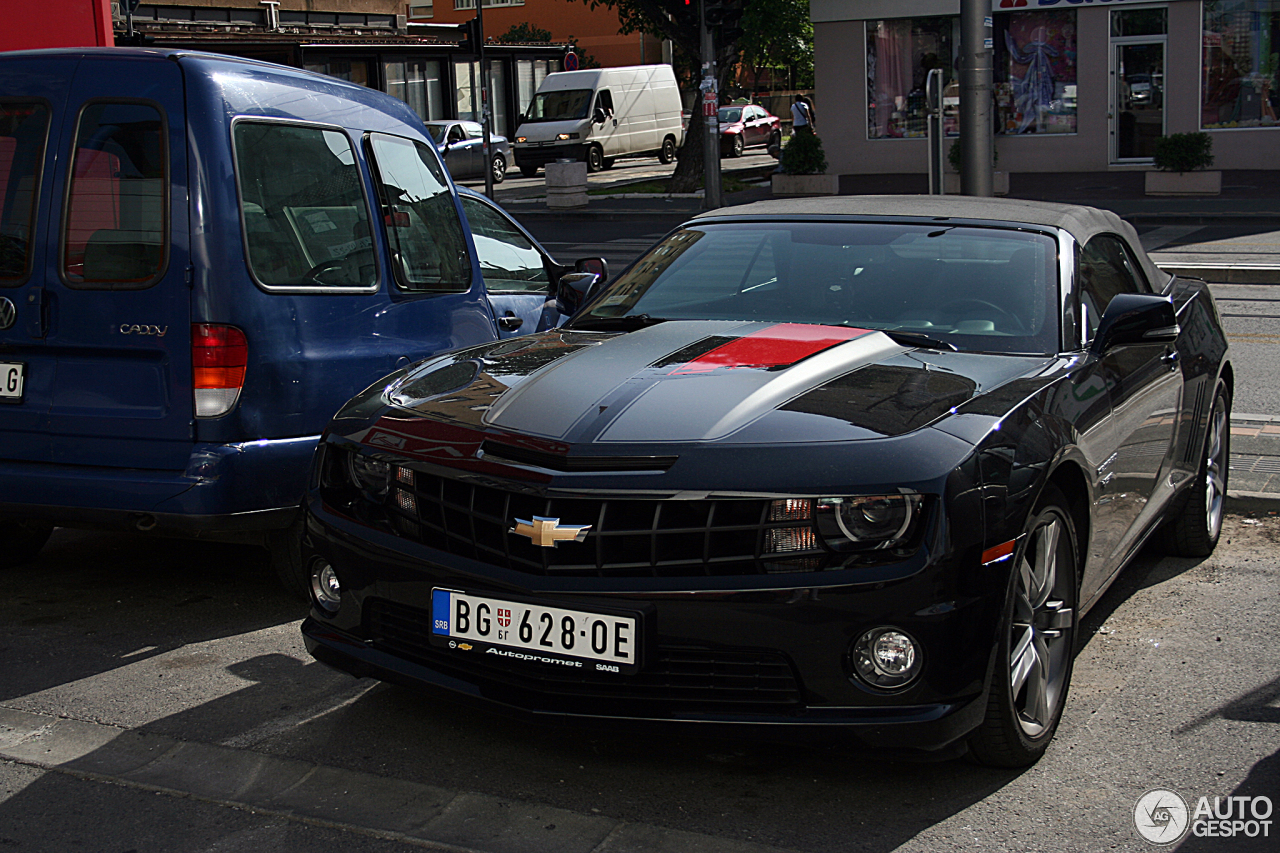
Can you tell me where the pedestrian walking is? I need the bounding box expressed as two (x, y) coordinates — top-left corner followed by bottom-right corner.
(791, 94), (814, 134)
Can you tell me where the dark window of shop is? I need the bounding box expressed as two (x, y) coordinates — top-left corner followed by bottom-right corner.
(1203, 0), (1280, 129)
(1078, 235), (1149, 345)
(62, 102), (167, 289)
(867, 11), (1078, 139)
(993, 9), (1079, 135)
(0, 102), (48, 286)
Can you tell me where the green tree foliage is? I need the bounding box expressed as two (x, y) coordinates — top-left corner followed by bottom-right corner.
(740, 0), (812, 91)
(498, 22), (553, 43)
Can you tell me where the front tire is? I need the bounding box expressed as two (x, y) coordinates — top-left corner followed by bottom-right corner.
(491, 153), (507, 184)
(267, 516), (308, 600)
(730, 134), (744, 158)
(519, 165), (537, 178)
(586, 144), (604, 172)
(0, 520), (54, 568)
(658, 136), (676, 164)
(1162, 382), (1230, 557)
(969, 485), (1079, 767)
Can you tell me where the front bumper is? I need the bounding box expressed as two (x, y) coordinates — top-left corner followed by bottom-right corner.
(514, 143), (589, 169)
(300, 497), (1001, 753)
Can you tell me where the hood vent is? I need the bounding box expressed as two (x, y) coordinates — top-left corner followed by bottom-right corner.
(480, 440), (677, 473)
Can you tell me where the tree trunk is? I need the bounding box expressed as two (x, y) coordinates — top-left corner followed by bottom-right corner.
(670, 105), (705, 193)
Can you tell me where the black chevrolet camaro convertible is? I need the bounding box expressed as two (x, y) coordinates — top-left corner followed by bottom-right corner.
(301, 197), (1231, 766)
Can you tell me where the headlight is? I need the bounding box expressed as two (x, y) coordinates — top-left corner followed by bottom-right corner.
(515, 136), (527, 143)
(347, 452), (392, 500)
(555, 132), (580, 141)
(815, 494), (922, 551)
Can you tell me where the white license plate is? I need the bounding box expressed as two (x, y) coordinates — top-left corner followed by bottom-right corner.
(1, 362), (24, 401)
(430, 588), (639, 673)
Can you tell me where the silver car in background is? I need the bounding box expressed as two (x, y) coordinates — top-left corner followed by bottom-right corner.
(426, 120), (510, 184)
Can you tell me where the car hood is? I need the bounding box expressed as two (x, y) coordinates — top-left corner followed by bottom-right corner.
(364, 321), (1055, 447)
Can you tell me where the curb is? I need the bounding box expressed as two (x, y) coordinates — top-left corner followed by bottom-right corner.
(1153, 262), (1280, 284)
(1226, 492), (1280, 514)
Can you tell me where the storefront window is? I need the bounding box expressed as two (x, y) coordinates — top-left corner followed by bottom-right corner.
(994, 10), (1078, 135)
(867, 12), (1076, 139)
(866, 17), (957, 139)
(385, 58), (445, 122)
(1203, 0), (1280, 129)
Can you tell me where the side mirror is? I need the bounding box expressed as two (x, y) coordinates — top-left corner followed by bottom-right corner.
(574, 257), (608, 286)
(556, 271), (600, 316)
(1091, 292), (1179, 356)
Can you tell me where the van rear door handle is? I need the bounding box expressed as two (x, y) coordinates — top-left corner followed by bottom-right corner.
(498, 313), (523, 331)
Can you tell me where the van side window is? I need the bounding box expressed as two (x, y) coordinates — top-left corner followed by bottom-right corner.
(596, 89), (614, 119)
(368, 132), (471, 292)
(234, 122), (376, 289)
(0, 102), (49, 286)
(460, 194), (549, 294)
(62, 102), (166, 288)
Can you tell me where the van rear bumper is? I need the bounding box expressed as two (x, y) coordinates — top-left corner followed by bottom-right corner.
(0, 435), (319, 537)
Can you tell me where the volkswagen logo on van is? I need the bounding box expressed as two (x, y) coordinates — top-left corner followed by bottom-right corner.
(0, 297), (16, 331)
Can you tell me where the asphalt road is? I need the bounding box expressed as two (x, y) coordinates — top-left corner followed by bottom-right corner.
(2, 514), (1279, 853)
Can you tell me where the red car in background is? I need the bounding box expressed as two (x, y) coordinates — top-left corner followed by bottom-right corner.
(718, 104), (781, 158)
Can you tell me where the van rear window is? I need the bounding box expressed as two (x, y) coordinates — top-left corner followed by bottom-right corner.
(0, 102), (49, 285)
(62, 102), (167, 288)
(233, 122), (376, 290)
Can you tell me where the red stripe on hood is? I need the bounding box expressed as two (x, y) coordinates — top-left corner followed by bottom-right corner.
(670, 324), (871, 375)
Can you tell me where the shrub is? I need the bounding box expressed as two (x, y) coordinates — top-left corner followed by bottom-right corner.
(780, 131), (827, 175)
(947, 140), (997, 172)
(1154, 132), (1215, 172)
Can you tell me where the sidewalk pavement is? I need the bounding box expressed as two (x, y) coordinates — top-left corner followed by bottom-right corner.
(496, 168), (1280, 511)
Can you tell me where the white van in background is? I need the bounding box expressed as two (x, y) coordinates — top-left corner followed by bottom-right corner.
(513, 65), (684, 176)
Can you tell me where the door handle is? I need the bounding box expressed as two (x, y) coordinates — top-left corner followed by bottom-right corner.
(498, 313), (524, 331)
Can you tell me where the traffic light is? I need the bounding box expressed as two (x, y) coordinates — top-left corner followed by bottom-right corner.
(704, 0), (745, 43)
(457, 16), (481, 54)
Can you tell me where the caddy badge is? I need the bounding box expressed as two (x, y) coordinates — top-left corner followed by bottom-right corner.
(511, 516), (591, 548)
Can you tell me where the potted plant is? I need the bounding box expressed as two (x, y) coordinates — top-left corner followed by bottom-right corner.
(772, 131), (838, 195)
(1146, 132), (1220, 196)
(945, 140), (1007, 195)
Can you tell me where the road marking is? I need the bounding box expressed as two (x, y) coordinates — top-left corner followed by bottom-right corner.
(1140, 225), (1203, 251)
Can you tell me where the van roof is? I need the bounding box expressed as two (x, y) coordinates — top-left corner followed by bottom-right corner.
(535, 64), (675, 91)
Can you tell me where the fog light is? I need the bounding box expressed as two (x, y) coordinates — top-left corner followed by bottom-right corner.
(851, 627), (921, 689)
(310, 561), (341, 614)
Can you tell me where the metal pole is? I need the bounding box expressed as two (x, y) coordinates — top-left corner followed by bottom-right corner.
(701, 0), (722, 210)
(926, 67), (945, 195)
(477, 7), (494, 200)
(959, 0), (993, 197)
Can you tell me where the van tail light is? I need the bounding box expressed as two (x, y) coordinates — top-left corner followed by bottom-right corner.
(192, 324), (247, 418)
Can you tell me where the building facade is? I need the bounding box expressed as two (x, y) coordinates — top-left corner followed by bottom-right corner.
(812, 0), (1280, 177)
(110, 1), (661, 139)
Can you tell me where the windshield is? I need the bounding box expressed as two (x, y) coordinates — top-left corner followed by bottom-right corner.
(718, 107), (742, 123)
(424, 123), (447, 143)
(573, 221), (1062, 355)
(526, 89), (593, 122)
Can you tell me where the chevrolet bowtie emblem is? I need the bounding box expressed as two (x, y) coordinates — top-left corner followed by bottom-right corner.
(511, 516), (591, 548)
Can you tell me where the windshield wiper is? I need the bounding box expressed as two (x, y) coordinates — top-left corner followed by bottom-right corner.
(570, 313), (668, 331)
(880, 330), (958, 351)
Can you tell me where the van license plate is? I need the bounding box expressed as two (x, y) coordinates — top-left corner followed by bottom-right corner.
(430, 588), (638, 673)
(1, 362), (24, 402)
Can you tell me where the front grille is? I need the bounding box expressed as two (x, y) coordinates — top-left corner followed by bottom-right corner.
(386, 468), (821, 578)
(366, 599), (803, 710)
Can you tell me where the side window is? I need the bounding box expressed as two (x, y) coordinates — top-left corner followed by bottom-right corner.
(596, 89), (614, 118)
(368, 132), (471, 292)
(0, 102), (49, 286)
(63, 102), (166, 288)
(447, 124), (466, 144)
(460, 194), (549, 294)
(464, 123), (483, 140)
(1078, 234), (1145, 344)
(234, 122), (375, 288)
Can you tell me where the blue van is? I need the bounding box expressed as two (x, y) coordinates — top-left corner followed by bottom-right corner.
(0, 48), (597, 589)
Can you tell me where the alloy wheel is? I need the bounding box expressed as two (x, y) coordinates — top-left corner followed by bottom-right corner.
(1204, 404), (1226, 540)
(1010, 515), (1075, 738)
